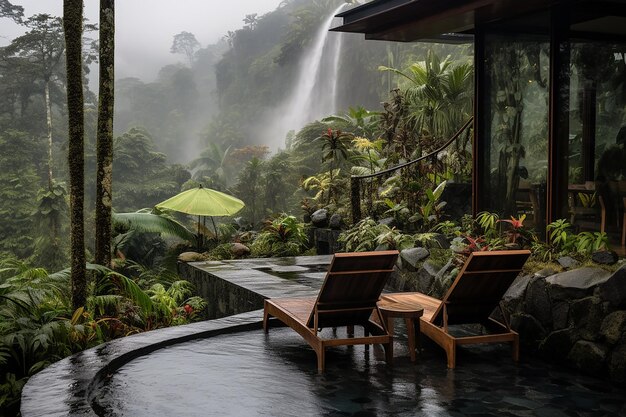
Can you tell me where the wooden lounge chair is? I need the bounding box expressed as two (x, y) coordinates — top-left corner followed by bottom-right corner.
(263, 250), (399, 372)
(382, 249), (530, 368)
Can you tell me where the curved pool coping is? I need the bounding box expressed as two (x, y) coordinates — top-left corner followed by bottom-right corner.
(20, 309), (264, 417)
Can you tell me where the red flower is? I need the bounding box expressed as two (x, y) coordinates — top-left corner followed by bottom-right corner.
(499, 214), (526, 229)
(183, 304), (194, 315)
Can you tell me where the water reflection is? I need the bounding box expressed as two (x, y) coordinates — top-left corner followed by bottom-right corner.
(92, 326), (625, 416)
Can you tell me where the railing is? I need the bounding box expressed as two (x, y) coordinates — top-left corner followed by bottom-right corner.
(350, 117), (474, 223)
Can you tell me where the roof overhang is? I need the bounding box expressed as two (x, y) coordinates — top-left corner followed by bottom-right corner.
(331, 0), (567, 41)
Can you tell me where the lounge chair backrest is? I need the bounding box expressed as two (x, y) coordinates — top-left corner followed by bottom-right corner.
(431, 250), (530, 326)
(306, 250), (398, 328)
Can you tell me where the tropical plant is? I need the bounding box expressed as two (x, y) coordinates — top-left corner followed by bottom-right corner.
(409, 180), (447, 230)
(322, 106), (380, 139)
(250, 214), (308, 257)
(338, 218), (386, 252)
(375, 225), (415, 250)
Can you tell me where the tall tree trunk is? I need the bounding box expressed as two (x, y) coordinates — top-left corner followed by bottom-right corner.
(64, 0), (86, 310)
(95, 0), (114, 267)
(44, 79), (53, 189)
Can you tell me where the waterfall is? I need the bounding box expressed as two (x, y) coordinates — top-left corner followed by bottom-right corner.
(266, 3), (347, 149)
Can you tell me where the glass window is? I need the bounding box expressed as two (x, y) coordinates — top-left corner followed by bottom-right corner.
(480, 33), (550, 230)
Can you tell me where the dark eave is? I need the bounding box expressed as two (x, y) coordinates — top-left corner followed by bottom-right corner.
(331, 0), (567, 41)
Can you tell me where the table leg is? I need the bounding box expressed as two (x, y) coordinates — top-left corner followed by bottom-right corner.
(386, 316), (394, 359)
(405, 318), (417, 362)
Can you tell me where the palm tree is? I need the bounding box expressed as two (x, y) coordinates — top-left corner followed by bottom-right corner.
(322, 106), (380, 139)
(63, 0), (86, 310)
(379, 49), (473, 141)
(95, 0), (115, 267)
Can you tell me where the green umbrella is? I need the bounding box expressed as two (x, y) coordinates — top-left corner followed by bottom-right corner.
(155, 185), (245, 248)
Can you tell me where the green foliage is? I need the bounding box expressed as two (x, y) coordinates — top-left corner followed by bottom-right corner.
(250, 214), (308, 257)
(376, 226), (415, 251)
(338, 218), (386, 252)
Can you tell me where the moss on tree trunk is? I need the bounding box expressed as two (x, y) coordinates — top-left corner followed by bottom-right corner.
(64, 0), (86, 309)
(95, 0), (114, 267)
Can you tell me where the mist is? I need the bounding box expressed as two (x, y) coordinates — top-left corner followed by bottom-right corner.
(1, 0), (284, 84)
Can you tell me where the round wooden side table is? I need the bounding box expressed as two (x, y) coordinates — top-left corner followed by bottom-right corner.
(379, 301), (424, 362)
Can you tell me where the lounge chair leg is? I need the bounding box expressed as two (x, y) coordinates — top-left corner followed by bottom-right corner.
(446, 342), (456, 369)
(512, 334), (520, 362)
(317, 349), (325, 372)
(347, 325), (354, 337)
(263, 309), (270, 333)
(385, 341), (393, 365)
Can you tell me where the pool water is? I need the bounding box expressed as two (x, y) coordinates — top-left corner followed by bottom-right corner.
(92, 326), (625, 417)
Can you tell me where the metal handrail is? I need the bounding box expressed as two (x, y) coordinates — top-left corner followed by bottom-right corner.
(350, 117), (474, 222)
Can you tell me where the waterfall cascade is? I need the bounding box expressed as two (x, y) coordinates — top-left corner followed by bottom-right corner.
(267, 3), (347, 149)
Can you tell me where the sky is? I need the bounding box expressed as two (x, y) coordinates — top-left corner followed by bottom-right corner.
(0, 0), (284, 83)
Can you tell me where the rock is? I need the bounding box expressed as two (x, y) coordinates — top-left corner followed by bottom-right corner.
(311, 209), (329, 227)
(524, 277), (552, 328)
(569, 296), (608, 341)
(416, 261), (440, 294)
(608, 341), (626, 383)
(599, 265), (626, 308)
(600, 311), (626, 345)
(378, 217), (396, 227)
(557, 256), (579, 269)
(502, 274), (532, 316)
(592, 250), (619, 265)
(534, 267), (557, 278)
(400, 247), (430, 271)
(511, 313), (547, 345)
(329, 213), (342, 230)
(230, 243), (250, 258)
(429, 233), (450, 249)
(551, 301), (570, 330)
(430, 259), (455, 297)
(567, 340), (607, 376)
(178, 251), (204, 262)
(539, 327), (578, 361)
(546, 267), (612, 300)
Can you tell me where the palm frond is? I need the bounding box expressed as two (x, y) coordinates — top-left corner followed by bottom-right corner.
(113, 212), (195, 243)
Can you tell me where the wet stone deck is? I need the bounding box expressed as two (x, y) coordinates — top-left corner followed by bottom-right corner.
(21, 255), (626, 417)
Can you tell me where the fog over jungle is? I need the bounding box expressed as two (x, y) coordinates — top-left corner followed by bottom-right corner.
(1, 0), (284, 84)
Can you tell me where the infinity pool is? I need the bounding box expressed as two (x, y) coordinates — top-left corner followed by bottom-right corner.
(91, 326), (625, 417)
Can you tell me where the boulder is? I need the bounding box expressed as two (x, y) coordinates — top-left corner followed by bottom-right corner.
(400, 247), (430, 271)
(430, 259), (455, 297)
(230, 243), (250, 258)
(430, 233), (450, 249)
(600, 310), (626, 345)
(546, 267), (612, 300)
(416, 261), (440, 294)
(608, 341), (626, 383)
(539, 327), (578, 361)
(378, 217), (396, 227)
(569, 296), (609, 341)
(311, 209), (329, 227)
(599, 265), (626, 308)
(592, 250), (619, 265)
(534, 267), (557, 278)
(567, 340), (608, 376)
(551, 301), (570, 330)
(502, 274), (533, 316)
(511, 313), (547, 345)
(329, 213), (342, 230)
(178, 251), (205, 262)
(524, 277), (552, 328)
(557, 256), (579, 269)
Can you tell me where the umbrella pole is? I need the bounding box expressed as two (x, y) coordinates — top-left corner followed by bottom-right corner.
(197, 215), (202, 251)
(211, 217), (218, 243)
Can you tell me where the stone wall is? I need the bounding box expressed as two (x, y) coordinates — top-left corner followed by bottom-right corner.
(178, 262), (265, 319)
(390, 247), (626, 385)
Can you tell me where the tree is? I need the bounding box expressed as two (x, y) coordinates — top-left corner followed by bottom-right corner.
(170, 31), (200, 67)
(0, 0), (23, 22)
(95, 0), (114, 267)
(64, 0), (86, 309)
(2, 14), (65, 189)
